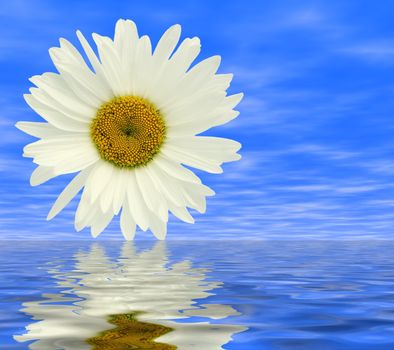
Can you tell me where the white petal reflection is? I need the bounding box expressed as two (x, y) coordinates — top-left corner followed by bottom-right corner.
(14, 242), (246, 350)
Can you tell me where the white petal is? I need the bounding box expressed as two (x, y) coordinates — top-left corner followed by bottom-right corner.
(91, 208), (114, 238)
(222, 93), (244, 110)
(29, 72), (96, 122)
(188, 54), (221, 77)
(76, 199), (113, 236)
(76, 30), (116, 99)
(113, 19), (139, 94)
(172, 110), (240, 135)
(85, 161), (114, 203)
(47, 166), (92, 220)
(30, 166), (56, 186)
(154, 155), (201, 184)
(150, 37), (201, 108)
(214, 110), (240, 126)
(92, 33), (123, 95)
(99, 177), (116, 214)
(114, 19), (130, 52)
(165, 91), (226, 126)
(179, 181), (215, 213)
(170, 136), (241, 152)
(169, 204), (194, 224)
(174, 59), (223, 100)
(53, 153), (99, 175)
(153, 24), (181, 62)
(183, 189), (207, 213)
(29, 72), (68, 93)
(74, 186), (91, 231)
(126, 172), (149, 231)
(174, 178), (214, 213)
(149, 214), (167, 240)
(15, 121), (65, 139)
(212, 73), (233, 91)
(161, 144), (223, 174)
(168, 37), (201, 74)
(145, 163), (186, 207)
(55, 37), (110, 99)
(76, 204), (98, 232)
(165, 136), (241, 166)
(120, 200), (136, 240)
(23, 134), (99, 174)
(29, 86), (93, 124)
(112, 168), (127, 215)
(159, 55), (221, 111)
(135, 167), (164, 217)
(49, 46), (109, 106)
(24, 94), (87, 132)
(76, 30), (104, 75)
(143, 24), (181, 98)
(195, 93), (243, 130)
(57, 68), (104, 108)
(58, 37), (88, 67)
(157, 200), (169, 223)
(132, 35), (153, 97)
(144, 164), (203, 220)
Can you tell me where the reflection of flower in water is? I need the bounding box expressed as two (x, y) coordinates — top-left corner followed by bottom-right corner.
(14, 242), (245, 349)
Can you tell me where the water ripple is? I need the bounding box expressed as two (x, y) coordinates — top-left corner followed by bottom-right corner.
(1, 240), (394, 349)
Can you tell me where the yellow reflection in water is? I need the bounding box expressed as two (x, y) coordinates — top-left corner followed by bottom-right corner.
(87, 312), (176, 350)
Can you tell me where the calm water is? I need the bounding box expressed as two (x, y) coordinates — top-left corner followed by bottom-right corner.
(1, 240), (394, 349)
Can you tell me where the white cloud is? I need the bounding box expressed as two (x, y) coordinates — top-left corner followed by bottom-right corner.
(339, 41), (394, 62)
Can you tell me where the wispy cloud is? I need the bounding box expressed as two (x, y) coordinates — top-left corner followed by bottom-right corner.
(339, 41), (394, 62)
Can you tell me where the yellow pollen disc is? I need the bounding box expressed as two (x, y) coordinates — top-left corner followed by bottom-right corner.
(90, 96), (166, 168)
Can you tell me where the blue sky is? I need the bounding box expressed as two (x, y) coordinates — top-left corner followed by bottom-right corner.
(1, 0), (394, 240)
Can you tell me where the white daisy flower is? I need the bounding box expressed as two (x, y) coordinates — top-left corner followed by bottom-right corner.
(16, 19), (243, 240)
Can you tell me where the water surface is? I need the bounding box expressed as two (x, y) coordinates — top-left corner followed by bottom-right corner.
(1, 240), (394, 349)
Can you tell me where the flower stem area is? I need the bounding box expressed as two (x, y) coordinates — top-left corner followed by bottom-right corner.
(86, 312), (176, 350)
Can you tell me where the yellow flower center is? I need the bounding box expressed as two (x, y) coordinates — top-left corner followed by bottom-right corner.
(90, 96), (166, 168)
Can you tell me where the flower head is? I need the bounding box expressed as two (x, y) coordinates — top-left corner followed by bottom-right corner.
(16, 19), (243, 239)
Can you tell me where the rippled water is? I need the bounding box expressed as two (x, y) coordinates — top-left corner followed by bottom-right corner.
(2, 240), (394, 349)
